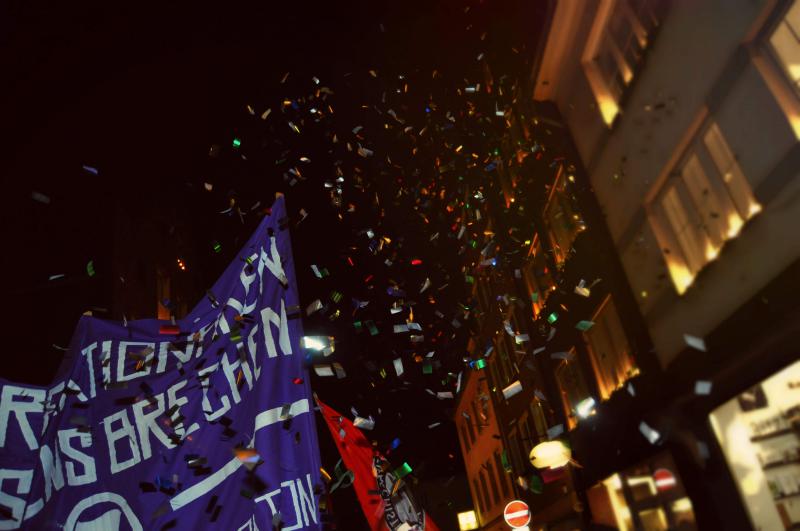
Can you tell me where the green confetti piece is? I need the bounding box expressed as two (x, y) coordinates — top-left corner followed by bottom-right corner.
(529, 474), (544, 494)
(353, 321), (363, 331)
(86, 261), (95, 277)
(422, 362), (433, 375)
(330, 291), (343, 303)
(531, 292), (539, 302)
(379, 368), (387, 379)
(501, 450), (511, 472)
(575, 320), (595, 332)
(212, 242), (222, 253)
(464, 275), (475, 284)
(366, 321), (379, 336)
(474, 359), (486, 370)
(547, 312), (558, 324)
(393, 462), (412, 479)
(232, 138), (241, 148)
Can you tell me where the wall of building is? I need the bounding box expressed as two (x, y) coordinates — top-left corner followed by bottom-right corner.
(454, 369), (509, 530)
(540, 0), (800, 367)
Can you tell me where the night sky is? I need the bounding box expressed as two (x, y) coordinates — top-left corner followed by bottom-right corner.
(0, 1), (547, 528)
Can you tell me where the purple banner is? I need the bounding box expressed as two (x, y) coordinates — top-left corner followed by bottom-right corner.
(0, 195), (323, 530)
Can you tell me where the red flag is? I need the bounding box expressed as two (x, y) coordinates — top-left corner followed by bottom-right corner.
(317, 398), (440, 531)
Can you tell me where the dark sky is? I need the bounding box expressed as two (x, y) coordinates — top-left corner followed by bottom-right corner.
(0, 1), (546, 528)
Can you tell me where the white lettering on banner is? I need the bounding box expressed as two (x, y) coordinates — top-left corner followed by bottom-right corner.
(39, 442), (64, 502)
(58, 429), (97, 486)
(169, 399), (310, 511)
(280, 480), (303, 531)
(103, 409), (141, 474)
(247, 324), (262, 381)
(222, 355), (254, 406)
(237, 515), (261, 531)
(117, 342), (155, 382)
(156, 331), (206, 374)
(199, 362), (231, 422)
(132, 394), (173, 461)
(0, 385), (45, 450)
(63, 491), (142, 531)
(261, 299), (292, 358)
(254, 474), (317, 530)
(296, 474), (318, 526)
(258, 236), (288, 286)
(100, 341), (113, 388)
(0, 469), (32, 530)
(79, 342), (98, 399)
(165, 380), (199, 440)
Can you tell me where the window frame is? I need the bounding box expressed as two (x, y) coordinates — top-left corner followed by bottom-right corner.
(764, 0), (800, 98)
(583, 295), (639, 400)
(647, 116), (761, 295)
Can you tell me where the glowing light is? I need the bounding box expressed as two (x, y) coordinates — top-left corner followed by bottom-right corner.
(748, 202), (762, 217)
(457, 511), (479, 530)
(232, 138), (241, 148)
(576, 397), (596, 418)
(529, 440), (571, 469)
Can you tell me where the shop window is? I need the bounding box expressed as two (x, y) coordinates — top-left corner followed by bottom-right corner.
(587, 452), (697, 530)
(583, 295), (640, 400)
(494, 450), (511, 498)
(582, 0), (667, 125)
(544, 167), (585, 264)
(507, 429), (526, 475)
(649, 119), (761, 295)
(554, 349), (593, 430)
(710, 359), (800, 530)
(768, 0), (800, 94)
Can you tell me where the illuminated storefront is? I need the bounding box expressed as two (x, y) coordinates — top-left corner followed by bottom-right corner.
(587, 451), (697, 530)
(710, 359), (800, 530)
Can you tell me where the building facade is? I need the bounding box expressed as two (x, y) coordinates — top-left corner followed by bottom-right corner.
(528, 0), (800, 529)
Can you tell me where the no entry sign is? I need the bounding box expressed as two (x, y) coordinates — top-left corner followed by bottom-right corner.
(653, 468), (677, 492)
(504, 500), (531, 528)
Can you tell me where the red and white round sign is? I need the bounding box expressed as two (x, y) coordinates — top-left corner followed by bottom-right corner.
(653, 468), (677, 492)
(503, 500), (530, 528)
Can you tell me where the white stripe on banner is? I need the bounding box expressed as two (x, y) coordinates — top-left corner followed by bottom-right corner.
(170, 398), (310, 511)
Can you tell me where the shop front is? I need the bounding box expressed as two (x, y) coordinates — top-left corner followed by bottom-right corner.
(586, 451), (697, 530)
(709, 359), (800, 530)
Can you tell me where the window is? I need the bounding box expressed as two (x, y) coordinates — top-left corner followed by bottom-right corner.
(495, 338), (514, 387)
(478, 470), (493, 512)
(554, 349), (592, 429)
(529, 399), (549, 443)
(471, 401), (484, 434)
(583, 295), (639, 399)
(582, 0), (667, 125)
(522, 234), (553, 317)
(494, 451), (511, 498)
(465, 414), (476, 446)
(472, 478), (486, 516)
(507, 429), (526, 475)
(768, 0), (800, 93)
(544, 167), (585, 264)
(649, 120), (761, 294)
(460, 422), (471, 453)
(485, 459), (501, 507)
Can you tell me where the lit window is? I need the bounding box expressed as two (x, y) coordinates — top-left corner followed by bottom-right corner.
(494, 451), (511, 498)
(582, 0), (667, 125)
(544, 167), (585, 264)
(768, 0), (800, 93)
(457, 510), (479, 531)
(523, 234), (552, 317)
(554, 349), (592, 429)
(649, 120), (761, 294)
(583, 295), (640, 399)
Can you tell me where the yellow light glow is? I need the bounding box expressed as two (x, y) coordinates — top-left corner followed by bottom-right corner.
(457, 510), (479, 530)
(666, 259), (695, 295)
(726, 214), (744, 239)
(748, 202), (762, 217)
(705, 244), (719, 261)
(671, 497), (693, 513)
(529, 440), (571, 469)
(597, 95), (620, 126)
